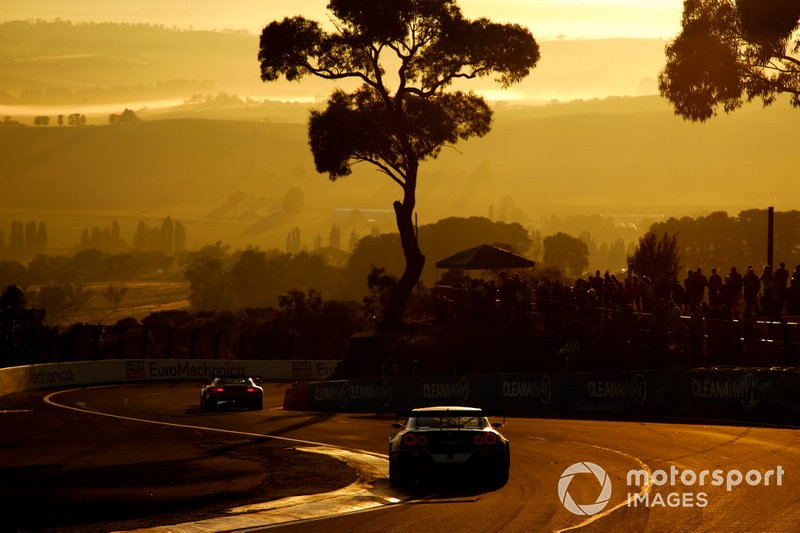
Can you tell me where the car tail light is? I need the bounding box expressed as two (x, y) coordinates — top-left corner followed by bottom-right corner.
(211, 387), (224, 393)
(246, 388), (257, 393)
(472, 433), (498, 446)
(416, 435), (428, 446)
(403, 433), (417, 446)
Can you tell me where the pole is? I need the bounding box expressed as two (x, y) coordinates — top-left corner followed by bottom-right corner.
(767, 206), (774, 267)
(415, 212), (421, 305)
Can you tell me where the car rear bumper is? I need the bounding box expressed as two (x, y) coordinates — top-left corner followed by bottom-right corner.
(392, 448), (507, 477)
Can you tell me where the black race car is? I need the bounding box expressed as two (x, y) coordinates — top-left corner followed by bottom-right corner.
(388, 406), (510, 487)
(200, 376), (263, 410)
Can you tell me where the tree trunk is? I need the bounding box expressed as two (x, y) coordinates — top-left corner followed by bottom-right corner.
(383, 177), (425, 329)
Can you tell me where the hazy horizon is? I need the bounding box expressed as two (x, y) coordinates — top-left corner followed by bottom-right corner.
(1, 0), (796, 267)
(0, 1), (681, 106)
(0, 0), (684, 40)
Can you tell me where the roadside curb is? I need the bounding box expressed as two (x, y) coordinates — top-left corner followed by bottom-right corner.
(124, 447), (402, 532)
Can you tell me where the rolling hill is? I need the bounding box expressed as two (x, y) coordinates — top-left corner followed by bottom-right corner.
(1, 95), (797, 254)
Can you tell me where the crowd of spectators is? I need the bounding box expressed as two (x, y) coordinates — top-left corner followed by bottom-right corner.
(535, 262), (800, 321)
(438, 262), (800, 324)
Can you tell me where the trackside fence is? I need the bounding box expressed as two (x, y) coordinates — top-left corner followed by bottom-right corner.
(303, 370), (800, 425)
(0, 359), (339, 397)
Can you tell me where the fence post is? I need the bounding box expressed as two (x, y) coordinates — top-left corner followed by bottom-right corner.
(784, 320), (791, 366)
(213, 331), (222, 359)
(116, 326), (126, 359)
(189, 329), (197, 359)
(164, 328), (173, 358)
(141, 326), (149, 358)
(734, 320), (742, 365)
(92, 326), (101, 360)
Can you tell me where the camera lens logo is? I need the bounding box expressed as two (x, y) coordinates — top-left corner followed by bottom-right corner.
(558, 462), (612, 516)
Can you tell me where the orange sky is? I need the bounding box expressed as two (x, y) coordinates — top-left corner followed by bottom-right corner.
(0, 0), (684, 39)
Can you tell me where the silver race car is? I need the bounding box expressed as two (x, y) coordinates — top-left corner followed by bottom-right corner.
(388, 406), (510, 487)
(200, 376), (264, 411)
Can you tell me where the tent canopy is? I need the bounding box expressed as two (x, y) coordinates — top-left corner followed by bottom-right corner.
(435, 244), (535, 270)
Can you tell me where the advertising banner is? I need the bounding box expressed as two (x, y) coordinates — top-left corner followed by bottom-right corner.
(0, 359), (341, 397)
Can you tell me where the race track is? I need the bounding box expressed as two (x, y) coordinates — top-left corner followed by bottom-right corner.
(5, 382), (800, 532)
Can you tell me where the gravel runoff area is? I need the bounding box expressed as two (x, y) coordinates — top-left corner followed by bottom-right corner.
(2, 391), (358, 533)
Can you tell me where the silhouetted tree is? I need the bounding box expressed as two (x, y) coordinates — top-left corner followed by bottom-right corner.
(174, 221), (186, 252)
(0, 261), (29, 288)
(9, 222), (23, 252)
(36, 221), (47, 252)
(659, 0), (800, 121)
(104, 284), (128, 313)
(542, 232), (589, 278)
(184, 257), (237, 311)
(258, 1), (540, 327)
(109, 108), (140, 124)
(363, 266), (397, 323)
(281, 187), (305, 215)
(286, 227), (301, 254)
(628, 231), (681, 284)
(230, 248), (272, 308)
(0, 285), (45, 357)
(33, 283), (93, 324)
(68, 113), (86, 127)
(330, 224), (342, 250)
(134, 217), (185, 254)
(176, 241), (230, 269)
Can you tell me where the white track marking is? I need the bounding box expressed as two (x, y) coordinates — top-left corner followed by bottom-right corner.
(554, 440), (653, 532)
(44, 386), (387, 459)
(44, 385), (651, 531)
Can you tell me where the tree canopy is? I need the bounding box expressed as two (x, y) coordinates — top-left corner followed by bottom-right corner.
(258, 0), (540, 326)
(659, 0), (800, 121)
(628, 232), (681, 283)
(542, 232), (589, 279)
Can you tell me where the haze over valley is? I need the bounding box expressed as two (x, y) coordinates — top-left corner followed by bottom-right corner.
(0, 14), (795, 261)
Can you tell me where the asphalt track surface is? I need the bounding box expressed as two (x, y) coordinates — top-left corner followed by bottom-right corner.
(5, 381), (800, 532)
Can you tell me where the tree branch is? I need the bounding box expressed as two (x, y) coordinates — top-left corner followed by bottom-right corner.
(776, 54), (800, 68)
(358, 157), (406, 188)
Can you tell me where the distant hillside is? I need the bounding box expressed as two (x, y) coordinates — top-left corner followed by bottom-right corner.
(0, 20), (259, 103)
(1, 95), (797, 255)
(0, 20), (668, 105)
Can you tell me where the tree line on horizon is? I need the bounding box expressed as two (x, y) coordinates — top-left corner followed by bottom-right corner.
(0, 221), (47, 260)
(0, 210), (795, 327)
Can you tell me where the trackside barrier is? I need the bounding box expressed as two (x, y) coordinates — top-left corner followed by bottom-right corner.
(0, 359), (340, 397)
(303, 370), (800, 424)
(283, 385), (309, 410)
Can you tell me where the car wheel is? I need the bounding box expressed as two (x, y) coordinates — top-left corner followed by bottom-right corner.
(495, 450), (510, 486)
(389, 460), (403, 488)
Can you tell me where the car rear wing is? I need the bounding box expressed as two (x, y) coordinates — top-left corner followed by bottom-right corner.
(394, 408), (506, 418)
(205, 375), (263, 384)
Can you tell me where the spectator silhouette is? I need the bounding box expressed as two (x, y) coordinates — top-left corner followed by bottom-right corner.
(708, 268), (722, 307)
(728, 266), (743, 316)
(774, 262), (789, 315)
(760, 265), (775, 317)
(743, 266), (761, 317)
